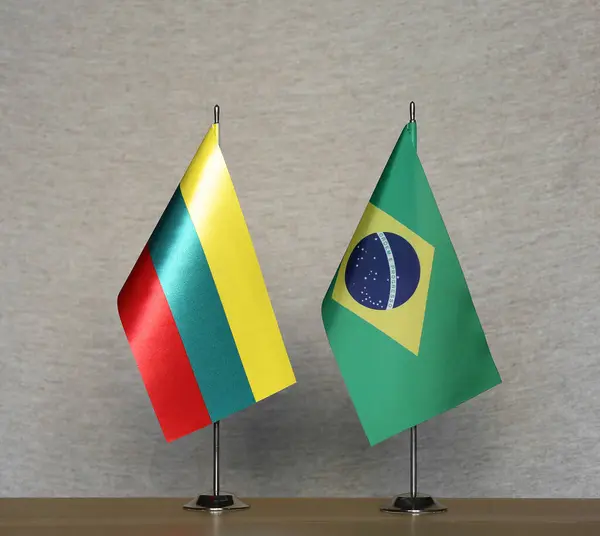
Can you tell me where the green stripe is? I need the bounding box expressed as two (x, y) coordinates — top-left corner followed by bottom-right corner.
(148, 187), (255, 422)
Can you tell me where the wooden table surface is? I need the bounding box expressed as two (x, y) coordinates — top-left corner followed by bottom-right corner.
(1, 498), (600, 535)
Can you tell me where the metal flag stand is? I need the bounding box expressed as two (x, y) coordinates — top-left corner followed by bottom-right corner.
(381, 102), (447, 516)
(380, 425), (446, 514)
(184, 421), (249, 512)
(183, 106), (250, 514)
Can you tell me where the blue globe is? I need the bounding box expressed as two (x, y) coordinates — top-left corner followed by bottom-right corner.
(345, 232), (420, 310)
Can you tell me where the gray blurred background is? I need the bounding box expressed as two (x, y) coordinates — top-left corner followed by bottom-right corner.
(1, 0), (600, 498)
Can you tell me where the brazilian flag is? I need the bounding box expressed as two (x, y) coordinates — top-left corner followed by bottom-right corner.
(321, 120), (501, 445)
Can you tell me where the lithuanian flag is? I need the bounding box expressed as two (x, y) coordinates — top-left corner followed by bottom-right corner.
(322, 119), (501, 445)
(118, 119), (296, 442)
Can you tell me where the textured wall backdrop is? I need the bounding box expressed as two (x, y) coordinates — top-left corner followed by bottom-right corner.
(1, 0), (600, 498)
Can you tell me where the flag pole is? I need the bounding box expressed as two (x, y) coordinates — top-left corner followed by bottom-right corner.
(410, 425), (417, 499)
(183, 104), (250, 514)
(212, 106), (222, 499)
(213, 421), (220, 496)
(380, 101), (447, 515)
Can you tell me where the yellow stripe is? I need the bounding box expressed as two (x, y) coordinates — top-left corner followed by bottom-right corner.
(179, 124), (296, 401)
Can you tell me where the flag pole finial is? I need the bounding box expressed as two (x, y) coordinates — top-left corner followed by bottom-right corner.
(214, 104), (220, 124)
(409, 101), (416, 122)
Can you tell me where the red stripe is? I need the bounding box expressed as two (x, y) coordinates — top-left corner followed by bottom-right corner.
(117, 245), (212, 441)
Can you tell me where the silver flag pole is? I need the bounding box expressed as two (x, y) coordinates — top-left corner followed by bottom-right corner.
(213, 421), (220, 496)
(410, 425), (417, 499)
(381, 102), (447, 515)
(183, 104), (250, 514)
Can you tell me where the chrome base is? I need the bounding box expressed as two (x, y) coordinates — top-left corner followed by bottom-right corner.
(381, 493), (447, 515)
(183, 493), (249, 513)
